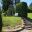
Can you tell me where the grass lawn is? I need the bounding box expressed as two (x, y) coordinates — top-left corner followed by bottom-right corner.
(27, 13), (32, 19)
(2, 16), (22, 27)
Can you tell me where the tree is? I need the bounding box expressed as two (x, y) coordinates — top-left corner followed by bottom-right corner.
(0, 8), (2, 32)
(0, 13), (2, 32)
(16, 2), (28, 18)
(0, 3), (2, 32)
(29, 3), (32, 10)
(7, 5), (15, 16)
(2, 0), (15, 16)
(28, 8), (32, 13)
(2, 0), (13, 12)
(29, 3), (32, 12)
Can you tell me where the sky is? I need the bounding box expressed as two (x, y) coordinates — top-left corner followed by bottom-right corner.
(0, 0), (32, 6)
(20, 0), (32, 6)
(0, 0), (2, 2)
(0, 0), (2, 6)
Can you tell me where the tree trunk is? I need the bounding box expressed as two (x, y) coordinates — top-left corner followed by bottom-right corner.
(0, 14), (2, 32)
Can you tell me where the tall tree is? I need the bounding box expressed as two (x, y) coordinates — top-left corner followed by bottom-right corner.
(29, 3), (32, 10)
(0, 2), (2, 32)
(0, 8), (2, 32)
(7, 5), (15, 16)
(0, 13), (2, 32)
(29, 3), (32, 12)
(16, 2), (28, 18)
(2, 0), (13, 12)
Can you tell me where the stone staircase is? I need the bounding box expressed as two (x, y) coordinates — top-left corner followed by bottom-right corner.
(23, 18), (32, 30)
(25, 25), (32, 30)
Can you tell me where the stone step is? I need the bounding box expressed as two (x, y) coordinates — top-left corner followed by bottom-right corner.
(25, 28), (32, 29)
(25, 25), (31, 27)
(25, 27), (32, 30)
(25, 26), (32, 30)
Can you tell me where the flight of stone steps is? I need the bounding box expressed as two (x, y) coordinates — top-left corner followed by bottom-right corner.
(25, 25), (32, 30)
(23, 18), (32, 30)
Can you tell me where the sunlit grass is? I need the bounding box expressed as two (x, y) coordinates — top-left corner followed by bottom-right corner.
(2, 16), (22, 27)
(27, 13), (32, 19)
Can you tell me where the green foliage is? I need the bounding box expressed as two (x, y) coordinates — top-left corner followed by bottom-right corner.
(28, 9), (32, 13)
(29, 3), (32, 10)
(6, 6), (15, 16)
(2, 0), (15, 16)
(2, 0), (11, 12)
(29, 3), (32, 13)
(16, 2), (28, 17)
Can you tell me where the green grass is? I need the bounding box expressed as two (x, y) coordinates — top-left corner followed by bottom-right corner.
(27, 13), (32, 19)
(2, 16), (22, 27)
